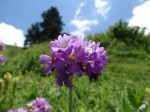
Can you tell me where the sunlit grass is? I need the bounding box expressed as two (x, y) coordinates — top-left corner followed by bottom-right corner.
(0, 41), (150, 111)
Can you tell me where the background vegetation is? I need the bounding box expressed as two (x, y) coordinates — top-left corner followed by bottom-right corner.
(0, 19), (150, 111)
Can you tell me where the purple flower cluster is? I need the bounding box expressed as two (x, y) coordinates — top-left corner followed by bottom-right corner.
(0, 42), (6, 65)
(32, 98), (52, 112)
(8, 108), (28, 112)
(39, 34), (107, 87)
(8, 98), (52, 112)
(0, 42), (6, 51)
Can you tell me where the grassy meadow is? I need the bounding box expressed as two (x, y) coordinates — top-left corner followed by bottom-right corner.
(0, 34), (150, 112)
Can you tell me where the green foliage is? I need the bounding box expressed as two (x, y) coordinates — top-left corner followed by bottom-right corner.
(1, 72), (150, 112)
(0, 73), (21, 111)
(107, 19), (145, 45)
(127, 86), (144, 108)
(89, 19), (150, 52)
(0, 40), (150, 111)
(1, 19), (150, 111)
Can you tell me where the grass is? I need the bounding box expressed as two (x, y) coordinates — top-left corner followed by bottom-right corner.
(0, 41), (150, 111)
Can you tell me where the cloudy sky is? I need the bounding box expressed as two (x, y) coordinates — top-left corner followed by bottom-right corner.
(0, 0), (149, 47)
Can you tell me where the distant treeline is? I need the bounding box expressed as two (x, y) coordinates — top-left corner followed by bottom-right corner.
(88, 19), (150, 52)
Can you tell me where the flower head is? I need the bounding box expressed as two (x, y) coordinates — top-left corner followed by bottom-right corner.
(40, 34), (107, 87)
(8, 108), (28, 112)
(0, 54), (7, 65)
(32, 98), (52, 112)
(0, 42), (5, 51)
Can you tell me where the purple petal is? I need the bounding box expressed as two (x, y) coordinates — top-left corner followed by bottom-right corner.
(39, 54), (51, 64)
(65, 46), (73, 57)
(57, 50), (68, 62)
(56, 70), (73, 87)
(50, 34), (71, 52)
(56, 61), (65, 70)
(96, 47), (104, 53)
(68, 63), (80, 74)
(44, 63), (54, 74)
(55, 71), (63, 87)
(76, 51), (86, 62)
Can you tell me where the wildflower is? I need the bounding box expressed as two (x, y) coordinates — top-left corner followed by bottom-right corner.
(0, 42), (5, 51)
(32, 98), (52, 112)
(8, 108), (28, 112)
(40, 34), (107, 87)
(0, 54), (7, 65)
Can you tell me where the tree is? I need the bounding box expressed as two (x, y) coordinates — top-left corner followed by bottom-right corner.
(25, 22), (42, 44)
(107, 19), (131, 42)
(24, 6), (64, 46)
(107, 19), (145, 47)
(41, 6), (64, 40)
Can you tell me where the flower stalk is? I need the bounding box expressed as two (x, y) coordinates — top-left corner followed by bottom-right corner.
(69, 76), (73, 112)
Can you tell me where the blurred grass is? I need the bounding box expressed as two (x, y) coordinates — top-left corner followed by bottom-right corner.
(0, 41), (150, 111)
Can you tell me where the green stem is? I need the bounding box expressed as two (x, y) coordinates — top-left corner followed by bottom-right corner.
(69, 77), (73, 112)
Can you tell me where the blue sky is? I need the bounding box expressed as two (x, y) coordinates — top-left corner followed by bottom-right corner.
(0, 0), (149, 47)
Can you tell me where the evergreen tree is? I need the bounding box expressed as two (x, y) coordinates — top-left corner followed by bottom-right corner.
(41, 6), (64, 40)
(25, 22), (42, 44)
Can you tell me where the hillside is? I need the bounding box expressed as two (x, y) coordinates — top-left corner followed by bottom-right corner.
(0, 37), (150, 111)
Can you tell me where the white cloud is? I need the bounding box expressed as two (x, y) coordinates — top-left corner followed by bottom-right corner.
(70, 19), (98, 35)
(94, 0), (111, 19)
(129, 1), (150, 34)
(0, 22), (25, 47)
(70, 1), (99, 35)
(74, 1), (86, 19)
